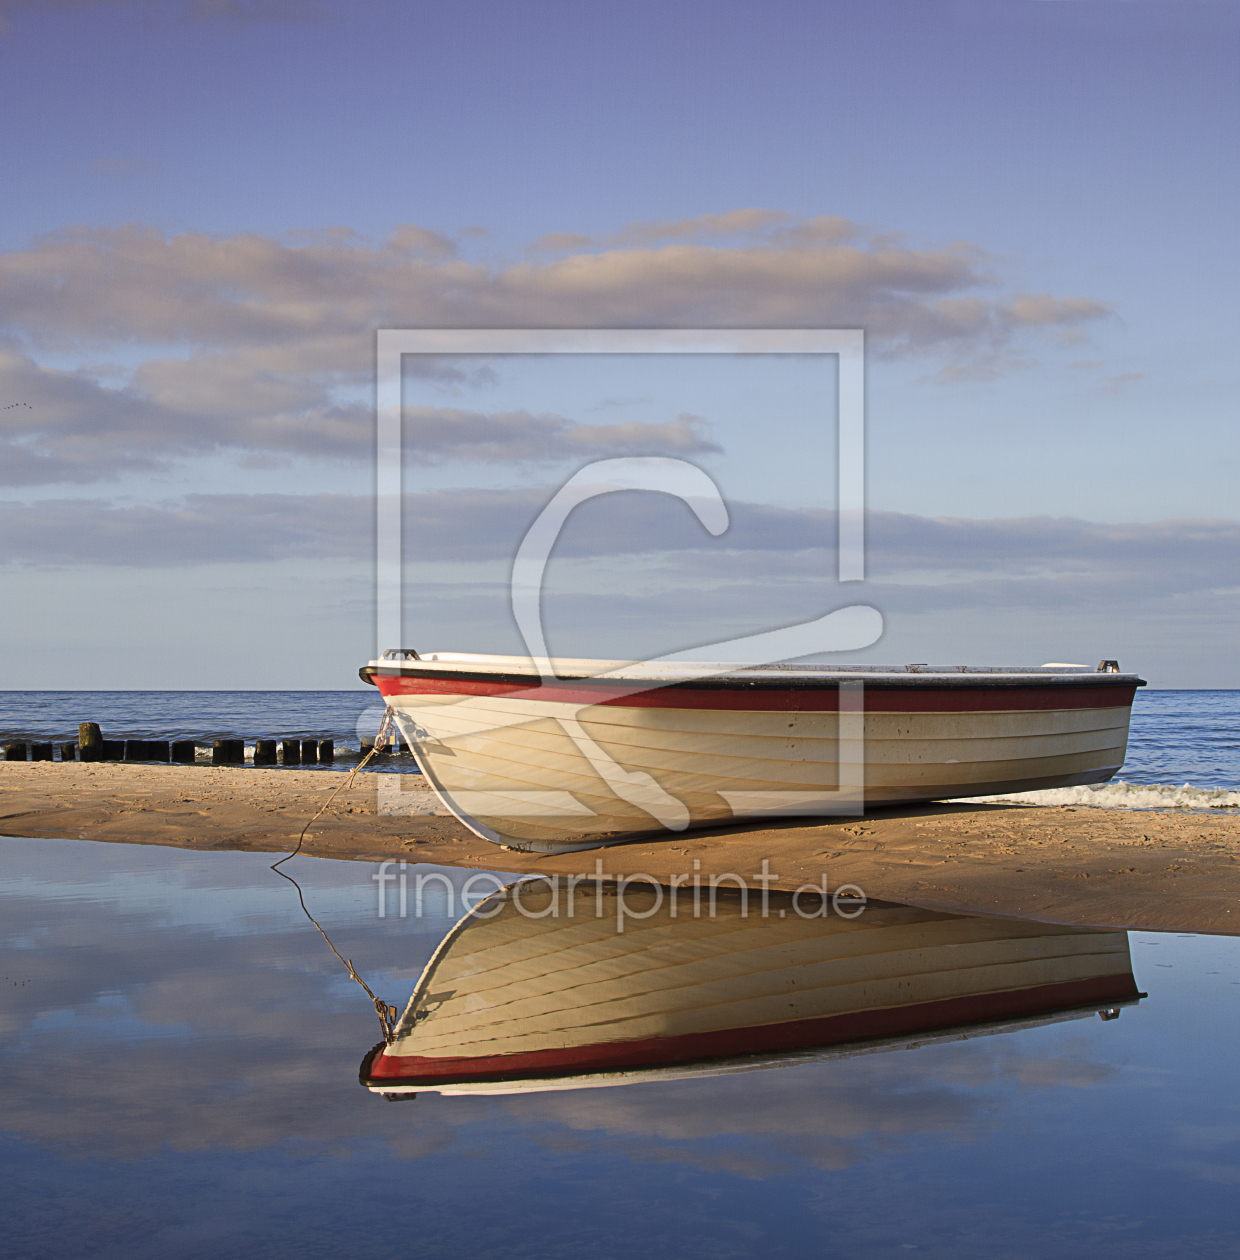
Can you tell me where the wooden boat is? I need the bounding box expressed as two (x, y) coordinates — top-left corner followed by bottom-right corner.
(360, 652), (1144, 852)
(360, 884), (1142, 1097)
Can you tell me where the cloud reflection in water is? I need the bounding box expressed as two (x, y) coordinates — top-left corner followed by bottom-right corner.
(2, 836), (1237, 1259)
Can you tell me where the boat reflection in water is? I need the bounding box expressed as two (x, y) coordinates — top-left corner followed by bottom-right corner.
(360, 883), (1143, 1097)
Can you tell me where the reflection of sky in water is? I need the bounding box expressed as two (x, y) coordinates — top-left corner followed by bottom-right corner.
(3, 837), (1239, 1259)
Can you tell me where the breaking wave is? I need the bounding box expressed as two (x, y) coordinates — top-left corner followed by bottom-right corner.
(951, 780), (1240, 810)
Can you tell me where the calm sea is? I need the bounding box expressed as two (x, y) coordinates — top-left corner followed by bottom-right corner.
(1, 688), (1237, 798)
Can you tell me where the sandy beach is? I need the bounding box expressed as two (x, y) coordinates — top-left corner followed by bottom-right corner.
(3, 760), (1239, 935)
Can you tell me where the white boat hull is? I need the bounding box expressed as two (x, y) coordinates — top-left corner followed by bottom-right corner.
(364, 655), (1143, 851)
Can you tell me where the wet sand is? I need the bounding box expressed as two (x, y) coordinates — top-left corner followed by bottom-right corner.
(3, 761), (1239, 934)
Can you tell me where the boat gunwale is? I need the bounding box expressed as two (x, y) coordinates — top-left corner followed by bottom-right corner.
(361, 978), (1144, 1090)
(361, 662), (1146, 693)
(360, 996), (1144, 1096)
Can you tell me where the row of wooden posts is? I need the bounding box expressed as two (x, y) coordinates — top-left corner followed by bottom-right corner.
(1, 722), (364, 765)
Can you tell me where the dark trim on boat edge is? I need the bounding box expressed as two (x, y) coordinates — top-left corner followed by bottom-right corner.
(360, 665), (1147, 692)
(359, 975), (1144, 1089)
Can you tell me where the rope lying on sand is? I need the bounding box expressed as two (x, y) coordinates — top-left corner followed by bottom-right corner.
(271, 708), (401, 1043)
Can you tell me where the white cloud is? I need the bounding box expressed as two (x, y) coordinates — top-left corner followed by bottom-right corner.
(0, 219), (1104, 354)
(402, 407), (722, 465)
(0, 214), (1111, 485)
(0, 493), (370, 564)
(0, 338), (723, 481)
(601, 208), (792, 246)
(5, 493), (1237, 623)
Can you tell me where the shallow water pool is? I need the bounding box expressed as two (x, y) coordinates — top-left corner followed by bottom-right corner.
(2, 836), (1238, 1259)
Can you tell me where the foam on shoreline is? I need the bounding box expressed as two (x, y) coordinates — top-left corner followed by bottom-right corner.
(954, 780), (1240, 810)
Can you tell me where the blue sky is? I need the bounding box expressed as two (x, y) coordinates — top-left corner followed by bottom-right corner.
(1, 0), (1237, 687)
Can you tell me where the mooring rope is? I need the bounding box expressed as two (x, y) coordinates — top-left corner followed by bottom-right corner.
(271, 707), (400, 1043)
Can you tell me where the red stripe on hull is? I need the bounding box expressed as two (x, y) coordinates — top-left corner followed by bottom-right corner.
(375, 676), (1137, 714)
(366, 974), (1140, 1085)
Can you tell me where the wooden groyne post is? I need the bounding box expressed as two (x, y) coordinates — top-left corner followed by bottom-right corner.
(9, 727), (347, 768)
(125, 740), (170, 763)
(212, 739), (244, 765)
(79, 722), (103, 762)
